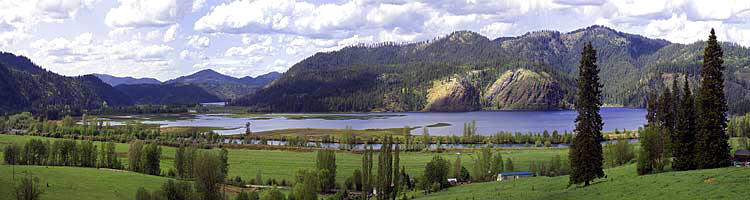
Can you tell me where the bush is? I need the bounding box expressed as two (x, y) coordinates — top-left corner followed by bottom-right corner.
(15, 175), (43, 200)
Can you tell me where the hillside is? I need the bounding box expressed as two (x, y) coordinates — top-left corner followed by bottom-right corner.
(232, 25), (750, 113)
(416, 164), (750, 200)
(0, 165), (172, 200)
(165, 69), (279, 100)
(115, 83), (222, 105)
(0, 52), (133, 117)
(92, 73), (161, 86)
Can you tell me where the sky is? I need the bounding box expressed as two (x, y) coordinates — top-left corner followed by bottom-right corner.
(2, 0), (750, 81)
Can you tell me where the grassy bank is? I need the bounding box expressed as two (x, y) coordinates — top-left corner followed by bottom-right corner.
(415, 164), (750, 200)
(0, 165), (172, 200)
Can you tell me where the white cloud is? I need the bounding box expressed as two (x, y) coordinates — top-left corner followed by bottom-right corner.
(35, 0), (99, 21)
(105, 0), (202, 28)
(163, 24), (179, 42)
(187, 35), (210, 49)
(480, 22), (515, 39)
(146, 30), (162, 41)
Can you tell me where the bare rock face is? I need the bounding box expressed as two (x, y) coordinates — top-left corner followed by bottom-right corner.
(422, 76), (480, 112)
(482, 68), (567, 110)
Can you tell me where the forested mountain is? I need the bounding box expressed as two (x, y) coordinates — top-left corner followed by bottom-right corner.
(92, 73), (161, 86)
(165, 69), (279, 100)
(231, 25), (750, 113)
(0, 52), (133, 117)
(115, 83), (221, 105)
(239, 71), (281, 86)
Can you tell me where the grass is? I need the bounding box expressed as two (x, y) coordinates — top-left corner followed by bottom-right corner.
(0, 135), (567, 184)
(414, 164), (750, 200)
(0, 165), (173, 200)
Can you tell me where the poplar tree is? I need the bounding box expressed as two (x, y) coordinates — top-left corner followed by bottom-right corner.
(673, 76), (697, 170)
(696, 29), (731, 169)
(569, 42), (605, 186)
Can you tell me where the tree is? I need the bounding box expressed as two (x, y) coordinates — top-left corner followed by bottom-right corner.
(315, 149), (336, 192)
(135, 187), (152, 200)
(162, 179), (195, 200)
(194, 151), (226, 200)
(376, 135), (394, 200)
(353, 169), (363, 191)
(673, 75), (697, 171)
(129, 141), (145, 173)
(143, 143), (162, 176)
(637, 125), (665, 175)
(392, 143), (401, 197)
(292, 169), (319, 200)
(15, 175), (43, 200)
(361, 145), (374, 197)
(657, 84), (675, 156)
(260, 187), (285, 200)
(472, 146), (493, 181)
(696, 29), (731, 169)
(4, 144), (20, 165)
(220, 148), (229, 176)
(423, 155), (450, 190)
(491, 153), (504, 174)
(237, 192), (251, 200)
(505, 158), (514, 172)
(452, 156), (462, 179)
(569, 42), (605, 186)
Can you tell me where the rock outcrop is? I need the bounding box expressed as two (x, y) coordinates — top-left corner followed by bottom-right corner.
(482, 68), (568, 110)
(422, 76), (480, 112)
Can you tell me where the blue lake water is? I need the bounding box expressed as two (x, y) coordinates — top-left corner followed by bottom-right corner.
(138, 108), (647, 136)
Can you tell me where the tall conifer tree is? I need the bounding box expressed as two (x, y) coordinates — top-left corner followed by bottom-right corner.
(674, 76), (697, 170)
(569, 42), (604, 186)
(696, 29), (731, 169)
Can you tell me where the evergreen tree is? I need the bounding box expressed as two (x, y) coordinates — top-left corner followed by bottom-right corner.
(696, 29), (731, 169)
(569, 42), (605, 186)
(673, 75), (697, 170)
(657, 86), (675, 156)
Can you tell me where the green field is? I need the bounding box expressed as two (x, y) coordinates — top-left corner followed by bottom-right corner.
(0, 165), (172, 200)
(3, 134), (749, 200)
(0, 134), (567, 184)
(415, 164), (750, 200)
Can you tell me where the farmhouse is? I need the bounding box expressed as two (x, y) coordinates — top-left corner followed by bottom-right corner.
(734, 149), (750, 167)
(496, 172), (534, 181)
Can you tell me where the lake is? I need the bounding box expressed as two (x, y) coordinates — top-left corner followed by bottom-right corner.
(132, 108), (646, 136)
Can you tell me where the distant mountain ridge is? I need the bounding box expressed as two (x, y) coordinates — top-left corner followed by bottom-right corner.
(92, 73), (161, 86)
(232, 25), (750, 113)
(164, 69), (280, 101)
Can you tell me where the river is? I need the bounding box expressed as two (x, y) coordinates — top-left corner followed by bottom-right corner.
(129, 107), (646, 136)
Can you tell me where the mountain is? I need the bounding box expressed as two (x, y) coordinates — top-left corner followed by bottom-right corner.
(239, 72), (281, 86)
(0, 52), (133, 117)
(231, 25), (750, 113)
(92, 73), (161, 86)
(115, 83), (221, 105)
(165, 69), (280, 100)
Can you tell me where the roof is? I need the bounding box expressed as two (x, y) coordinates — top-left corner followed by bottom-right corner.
(735, 149), (750, 156)
(498, 172), (533, 176)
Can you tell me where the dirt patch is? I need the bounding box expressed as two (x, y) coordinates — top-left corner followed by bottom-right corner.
(704, 177), (715, 184)
(221, 184), (259, 195)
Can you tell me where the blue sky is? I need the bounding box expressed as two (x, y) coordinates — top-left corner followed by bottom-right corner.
(2, 0), (750, 81)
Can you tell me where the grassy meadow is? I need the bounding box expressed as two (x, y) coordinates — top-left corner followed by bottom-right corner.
(0, 165), (172, 200)
(0, 134), (567, 184)
(414, 164), (750, 200)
